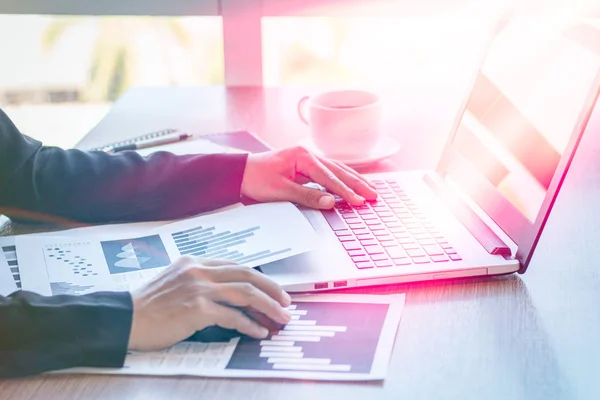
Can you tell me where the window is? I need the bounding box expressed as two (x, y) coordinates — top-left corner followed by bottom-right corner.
(262, 16), (492, 87)
(0, 15), (223, 148)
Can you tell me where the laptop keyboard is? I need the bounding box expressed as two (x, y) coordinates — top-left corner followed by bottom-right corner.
(321, 179), (462, 269)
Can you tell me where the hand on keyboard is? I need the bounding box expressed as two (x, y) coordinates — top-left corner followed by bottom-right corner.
(241, 147), (378, 210)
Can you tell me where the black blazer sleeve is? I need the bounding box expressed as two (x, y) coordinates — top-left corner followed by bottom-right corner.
(0, 108), (248, 223)
(0, 109), (249, 377)
(0, 291), (132, 378)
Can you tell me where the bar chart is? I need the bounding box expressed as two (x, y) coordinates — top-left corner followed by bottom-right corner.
(171, 224), (292, 265)
(1, 245), (20, 289)
(225, 301), (390, 374)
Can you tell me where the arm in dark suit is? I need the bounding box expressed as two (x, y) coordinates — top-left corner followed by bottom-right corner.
(0, 109), (248, 377)
(0, 109), (248, 223)
(0, 291), (132, 378)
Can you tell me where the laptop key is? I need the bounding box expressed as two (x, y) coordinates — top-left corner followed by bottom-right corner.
(431, 254), (449, 262)
(380, 216), (397, 223)
(385, 199), (402, 205)
(361, 214), (378, 220)
(393, 231), (410, 237)
(348, 249), (366, 257)
(412, 256), (431, 264)
(407, 248), (427, 258)
(355, 261), (374, 269)
(394, 258), (412, 266)
(398, 237), (417, 245)
(401, 242), (420, 250)
(445, 247), (458, 255)
(449, 254), (463, 261)
(370, 254), (389, 261)
(360, 238), (378, 247)
(423, 244), (444, 256)
(364, 244), (385, 255)
(386, 246), (406, 259)
(355, 232), (374, 240)
(353, 228), (369, 235)
(385, 222), (403, 228)
(338, 236), (357, 243)
(350, 224), (368, 231)
(342, 241), (362, 251)
(335, 229), (352, 237)
(351, 255), (370, 263)
(382, 241), (399, 247)
(375, 260), (393, 267)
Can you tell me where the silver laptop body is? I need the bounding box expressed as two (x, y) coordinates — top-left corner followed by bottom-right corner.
(263, 15), (600, 292)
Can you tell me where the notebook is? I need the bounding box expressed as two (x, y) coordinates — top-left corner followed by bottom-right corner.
(87, 129), (271, 155)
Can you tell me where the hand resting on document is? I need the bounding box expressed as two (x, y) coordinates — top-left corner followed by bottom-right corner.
(127, 256), (291, 352)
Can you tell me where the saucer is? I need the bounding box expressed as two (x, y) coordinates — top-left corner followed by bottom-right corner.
(299, 136), (401, 168)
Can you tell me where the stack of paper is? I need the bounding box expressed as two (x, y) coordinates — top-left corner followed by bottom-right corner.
(2, 201), (407, 381)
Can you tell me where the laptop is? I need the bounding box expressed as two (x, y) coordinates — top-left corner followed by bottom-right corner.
(262, 15), (600, 292)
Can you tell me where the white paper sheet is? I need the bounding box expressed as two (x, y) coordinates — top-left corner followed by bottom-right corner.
(17, 202), (315, 295)
(55, 294), (406, 381)
(0, 250), (17, 296)
(1, 220), (172, 292)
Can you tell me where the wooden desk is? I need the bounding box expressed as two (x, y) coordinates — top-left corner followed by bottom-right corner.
(2, 86), (600, 400)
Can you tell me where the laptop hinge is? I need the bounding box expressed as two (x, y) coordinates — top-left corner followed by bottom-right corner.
(423, 172), (511, 256)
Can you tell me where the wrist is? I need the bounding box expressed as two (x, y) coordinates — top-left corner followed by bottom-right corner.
(240, 153), (256, 199)
(127, 291), (142, 351)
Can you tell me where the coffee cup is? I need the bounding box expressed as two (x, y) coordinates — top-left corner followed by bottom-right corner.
(297, 90), (381, 159)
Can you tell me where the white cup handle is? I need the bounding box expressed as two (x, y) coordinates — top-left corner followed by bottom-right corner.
(297, 96), (310, 125)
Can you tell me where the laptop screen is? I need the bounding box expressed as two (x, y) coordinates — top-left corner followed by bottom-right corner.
(438, 15), (600, 266)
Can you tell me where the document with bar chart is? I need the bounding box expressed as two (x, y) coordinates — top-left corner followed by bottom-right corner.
(55, 294), (405, 381)
(158, 202), (314, 268)
(16, 202), (314, 296)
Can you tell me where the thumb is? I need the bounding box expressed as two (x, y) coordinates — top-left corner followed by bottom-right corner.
(283, 180), (335, 209)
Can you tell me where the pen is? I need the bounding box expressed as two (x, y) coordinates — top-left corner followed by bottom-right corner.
(109, 132), (193, 153)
